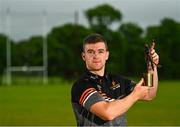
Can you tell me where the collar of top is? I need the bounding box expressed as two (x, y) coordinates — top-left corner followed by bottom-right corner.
(86, 70), (109, 85)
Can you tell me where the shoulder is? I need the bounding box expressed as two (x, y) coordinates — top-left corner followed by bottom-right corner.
(71, 73), (95, 102)
(72, 73), (91, 92)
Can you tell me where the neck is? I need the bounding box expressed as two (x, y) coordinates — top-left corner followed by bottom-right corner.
(89, 68), (105, 77)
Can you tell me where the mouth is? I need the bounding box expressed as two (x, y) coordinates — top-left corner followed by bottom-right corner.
(93, 61), (101, 64)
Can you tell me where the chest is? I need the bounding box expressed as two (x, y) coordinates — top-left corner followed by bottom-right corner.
(92, 78), (126, 100)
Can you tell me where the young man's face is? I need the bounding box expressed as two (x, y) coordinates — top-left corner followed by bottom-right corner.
(82, 42), (109, 72)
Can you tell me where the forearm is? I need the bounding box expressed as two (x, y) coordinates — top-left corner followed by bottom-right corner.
(102, 92), (138, 120)
(145, 67), (158, 100)
(153, 67), (158, 90)
(144, 43), (159, 100)
(90, 79), (148, 121)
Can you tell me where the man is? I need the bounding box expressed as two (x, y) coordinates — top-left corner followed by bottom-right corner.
(71, 33), (159, 126)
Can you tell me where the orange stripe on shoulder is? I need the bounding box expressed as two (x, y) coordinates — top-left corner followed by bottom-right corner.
(80, 89), (95, 105)
(79, 88), (96, 105)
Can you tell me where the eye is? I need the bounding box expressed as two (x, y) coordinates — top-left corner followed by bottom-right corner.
(99, 51), (104, 53)
(87, 50), (94, 54)
(98, 50), (105, 54)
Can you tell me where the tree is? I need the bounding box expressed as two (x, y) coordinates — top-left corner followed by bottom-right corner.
(47, 23), (92, 78)
(145, 18), (180, 79)
(158, 18), (180, 78)
(105, 31), (125, 74)
(85, 4), (122, 32)
(12, 36), (43, 66)
(119, 22), (144, 76)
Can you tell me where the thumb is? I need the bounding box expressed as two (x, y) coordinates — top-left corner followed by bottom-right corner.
(136, 78), (144, 86)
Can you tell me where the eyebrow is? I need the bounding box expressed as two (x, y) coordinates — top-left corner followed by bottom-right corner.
(87, 49), (105, 52)
(87, 49), (94, 52)
(98, 49), (105, 52)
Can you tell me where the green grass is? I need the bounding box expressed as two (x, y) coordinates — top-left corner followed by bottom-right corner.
(0, 78), (76, 125)
(127, 80), (180, 125)
(0, 79), (180, 125)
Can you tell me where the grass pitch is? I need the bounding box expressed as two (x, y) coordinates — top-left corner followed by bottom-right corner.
(0, 78), (179, 125)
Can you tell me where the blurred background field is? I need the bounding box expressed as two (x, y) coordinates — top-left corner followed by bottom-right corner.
(0, 77), (76, 125)
(0, 0), (180, 126)
(0, 78), (180, 126)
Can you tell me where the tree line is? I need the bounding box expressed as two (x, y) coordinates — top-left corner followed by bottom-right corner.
(0, 4), (180, 80)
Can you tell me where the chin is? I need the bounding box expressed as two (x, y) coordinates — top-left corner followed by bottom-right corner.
(90, 66), (103, 71)
(92, 68), (101, 71)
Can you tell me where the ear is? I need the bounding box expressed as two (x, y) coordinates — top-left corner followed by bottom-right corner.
(82, 52), (85, 61)
(106, 51), (109, 60)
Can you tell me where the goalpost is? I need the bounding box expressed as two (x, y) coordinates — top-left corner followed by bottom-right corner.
(5, 8), (48, 85)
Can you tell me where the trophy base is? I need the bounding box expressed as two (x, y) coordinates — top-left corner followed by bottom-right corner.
(143, 73), (153, 87)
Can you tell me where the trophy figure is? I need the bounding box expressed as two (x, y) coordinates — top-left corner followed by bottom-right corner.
(143, 41), (155, 87)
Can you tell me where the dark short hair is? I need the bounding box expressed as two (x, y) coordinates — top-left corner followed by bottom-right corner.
(83, 33), (108, 52)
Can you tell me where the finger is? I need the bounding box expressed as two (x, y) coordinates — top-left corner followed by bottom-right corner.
(153, 58), (159, 65)
(152, 54), (159, 61)
(150, 49), (155, 55)
(151, 52), (157, 58)
(136, 78), (144, 86)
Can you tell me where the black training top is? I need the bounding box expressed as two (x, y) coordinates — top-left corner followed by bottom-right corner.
(71, 71), (135, 126)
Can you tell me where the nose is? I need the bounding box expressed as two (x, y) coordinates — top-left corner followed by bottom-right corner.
(93, 52), (99, 59)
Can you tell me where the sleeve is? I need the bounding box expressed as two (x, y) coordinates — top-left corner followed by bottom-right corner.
(79, 87), (105, 110)
(72, 81), (105, 110)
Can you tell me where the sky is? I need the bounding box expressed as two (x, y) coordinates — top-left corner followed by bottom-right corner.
(0, 0), (179, 41)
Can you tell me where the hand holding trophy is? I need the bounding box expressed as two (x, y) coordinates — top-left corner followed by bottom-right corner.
(143, 40), (161, 87)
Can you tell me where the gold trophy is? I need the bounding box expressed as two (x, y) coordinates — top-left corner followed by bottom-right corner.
(143, 42), (155, 87)
(143, 72), (153, 87)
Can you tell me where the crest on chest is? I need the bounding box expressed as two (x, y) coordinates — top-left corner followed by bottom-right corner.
(110, 80), (120, 90)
